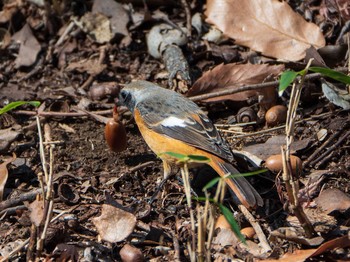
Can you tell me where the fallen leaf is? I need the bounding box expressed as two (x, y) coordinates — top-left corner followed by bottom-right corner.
(188, 63), (283, 104)
(26, 199), (45, 226)
(321, 80), (350, 110)
(205, 0), (325, 61)
(52, 244), (79, 261)
(287, 208), (337, 235)
(79, 12), (112, 44)
(92, 0), (130, 44)
(0, 153), (16, 201)
(0, 128), (20, 152)
(92, 204), (137, 243)
(12, 23), (41, 68)
(65, 58), (106, 76)
(315, 188), (350, 214)
(243, 135), (310, 160)
(0, 0), (21, 23)
(261, 234), (350, 261)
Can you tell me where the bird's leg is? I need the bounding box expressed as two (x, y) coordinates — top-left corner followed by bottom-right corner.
(148, 161), (174, 204)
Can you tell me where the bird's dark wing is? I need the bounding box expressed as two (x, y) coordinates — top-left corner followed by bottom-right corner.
(137, 99), (234, 162)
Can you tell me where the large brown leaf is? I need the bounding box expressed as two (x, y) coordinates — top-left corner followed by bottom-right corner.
(205, 0), (325, 61)
(187, 63), (284, 104)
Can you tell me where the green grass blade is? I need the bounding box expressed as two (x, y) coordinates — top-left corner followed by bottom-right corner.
(188, 155), (210, 163)
(279, 70), (299, 95)
(309, 67), (350, 84)
(0, 101), (41, 115)
(218, 204), (246, 243)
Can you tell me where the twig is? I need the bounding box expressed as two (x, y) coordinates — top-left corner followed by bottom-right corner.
(303, 128), (343, 167)
(80, 45), (108, 90)
(35, 119), (56, 257)
(55, 20), (75, 47)
(0, 205), (26, 217)
(0, 188), (44, 211)
(72, 107), (110, 124)
(218, 111), (335, 138)
(0, 239), (30, 262)
(238, 205), (271, 253)
(312, 130), (350, 168)
(14, 109), (113, 117)
(188, 70), (348, 102)
(1, 205), (80, 261)
(180, 163), (196, 261)
(282, 59), (316, 238)
(180, 0), (192, 37)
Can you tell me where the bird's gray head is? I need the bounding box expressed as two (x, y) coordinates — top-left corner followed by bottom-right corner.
(118, 80), (161, 114)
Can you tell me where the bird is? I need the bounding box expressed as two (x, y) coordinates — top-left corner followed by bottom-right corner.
(118, 80), (263, 208)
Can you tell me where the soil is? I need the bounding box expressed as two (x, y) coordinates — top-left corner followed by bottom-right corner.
(0, 0), (350, 261)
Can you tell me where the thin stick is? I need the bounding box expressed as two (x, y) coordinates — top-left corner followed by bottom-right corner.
(282, 59), (316, 238)
(238, 205), (271, 253)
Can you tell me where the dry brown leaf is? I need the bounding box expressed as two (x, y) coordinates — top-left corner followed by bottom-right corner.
(11, 23), (41, 68)
(315, 188), (350, 214)
(0, 153), (16, 201)
(79, 12), (112, 44)
(205, 0), (325, 61)
(26, 199), (45, 227)
(65, 59), (106, 75)
(261, 234), (350, 261)
(188, 63), (284, 104)
(92, 0), (130, 45)
(92, 204), (137, 243)
(0, 0), (21, 23)
(243, 135), (310, 160)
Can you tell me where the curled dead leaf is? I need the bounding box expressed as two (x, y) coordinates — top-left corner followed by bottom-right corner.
(92, 204), (137, 243)
(315, 188), (350, 214)
(26, 199), (45, 227)
(12, 24), (41, 68)
(0, 153), (16, 201)
(205, 0), (325, 61)
(188, 63), (283, 106)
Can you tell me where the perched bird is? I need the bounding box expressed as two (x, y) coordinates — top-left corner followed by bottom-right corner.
(119, 80), (263, 208)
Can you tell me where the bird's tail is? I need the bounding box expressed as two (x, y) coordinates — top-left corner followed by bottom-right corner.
(210, 160), (263, 208)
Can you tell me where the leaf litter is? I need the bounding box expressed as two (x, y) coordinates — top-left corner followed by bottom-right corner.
(0, 0), (350, 260)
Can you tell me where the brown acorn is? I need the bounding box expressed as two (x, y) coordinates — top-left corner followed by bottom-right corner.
(119, 244), (144, 262)
(265, 105), (288, 126)
(265, 154), (302, 175)
(105, 106), (127, 152)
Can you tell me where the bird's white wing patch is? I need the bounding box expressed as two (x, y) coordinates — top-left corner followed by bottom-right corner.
(161, 116), (186, 127)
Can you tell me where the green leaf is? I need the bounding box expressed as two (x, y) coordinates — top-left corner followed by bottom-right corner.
(193, 196), (215, 202)
(188, 155), (210, 163)
(159, 152), (210, 164)
(203, 177), (221, 191)
(159, 152), (187, 161)
(278, 70), (299, 95)
(225, 169), (268, 179)
(218, 204), (246, 243)
(0, 101), (41, 115)
(309, 67), (350, 85)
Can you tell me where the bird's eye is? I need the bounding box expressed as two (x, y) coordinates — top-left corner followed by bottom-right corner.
(120, 90), (128, 101)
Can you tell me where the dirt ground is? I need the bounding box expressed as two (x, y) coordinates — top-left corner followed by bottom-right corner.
(1, 0), (350, 261)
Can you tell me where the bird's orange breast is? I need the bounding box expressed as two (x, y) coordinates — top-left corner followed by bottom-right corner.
(134, 109), (218, 164)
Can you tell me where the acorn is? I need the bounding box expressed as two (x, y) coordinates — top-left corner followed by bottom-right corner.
(119, 244), (144, 262)
(215, 214), (232, 230)
(105, 106), (127, 152)
(240, 227), (256, 239)
(265, 154), (302, 175)
(265, 105), (288, 126)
